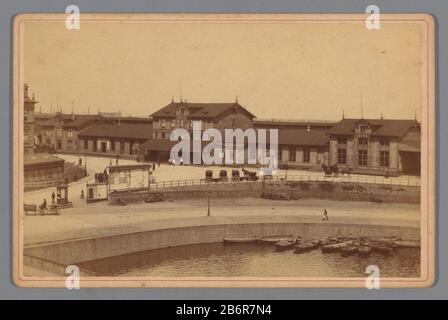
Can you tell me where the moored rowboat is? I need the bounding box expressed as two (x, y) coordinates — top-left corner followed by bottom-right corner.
(257, 235), (294, 245)
(294, 240), (321, 254)
(358, 245), (372, 257)
(340, 245), (358, 256)
(394, 240), (420, 248)
(223, 237), (259, 244)
(371, 243), (394, 254)
(321, 241), (353, 253)
(275, 240), (296, 251)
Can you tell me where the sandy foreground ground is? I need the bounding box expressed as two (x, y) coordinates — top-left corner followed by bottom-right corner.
(23, 154), (420, 246)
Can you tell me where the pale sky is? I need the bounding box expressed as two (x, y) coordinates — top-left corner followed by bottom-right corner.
(22, 19), (424, 120)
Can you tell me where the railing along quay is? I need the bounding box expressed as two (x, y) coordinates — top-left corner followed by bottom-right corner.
(148, 174), (421, 190)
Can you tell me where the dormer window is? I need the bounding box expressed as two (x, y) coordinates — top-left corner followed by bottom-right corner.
(380, 138), (390, 146)
(337, 137), (347, 145)
(358, 137), (368, 145)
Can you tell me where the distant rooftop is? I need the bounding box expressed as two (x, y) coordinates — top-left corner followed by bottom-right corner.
(78, 121), (153, 140)
(327, 118), (420, 137)
(24, 152), (64, 166)
(150, 100), (256, 119)
(254, 119), (337, 127)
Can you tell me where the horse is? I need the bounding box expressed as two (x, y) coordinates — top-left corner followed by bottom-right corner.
(322, 164), (340, 177)
(331, 164), (339, 177)
(322, 164), (333, 176)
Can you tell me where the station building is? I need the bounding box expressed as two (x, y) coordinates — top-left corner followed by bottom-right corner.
(139, 99), (256, 162)
(253, 119), (336, 170)
(27, 92), (421, 177)
(77, 117), (153, 158)
(34, 112), (97, 152)
(326, 118), (421, 176)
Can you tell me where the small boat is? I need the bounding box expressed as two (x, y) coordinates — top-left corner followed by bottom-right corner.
(340, 245), (358, 256)
(371, 243), (394, 255)
(275, 240), (295, 251)
(321, 241), (352, 253)
(294, 240), (321, 254)
(223, 237), (259, 244)
(257, 235), (294, 245)
(394, 240), (420, 248)
(320, 237), (339, 246)
(358, 245), (372, 257)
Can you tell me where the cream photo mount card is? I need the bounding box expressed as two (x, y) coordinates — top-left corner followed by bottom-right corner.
(12, 13), (435, 288)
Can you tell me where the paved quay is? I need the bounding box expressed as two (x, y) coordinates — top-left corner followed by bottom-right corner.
(24, 197), (420, 246)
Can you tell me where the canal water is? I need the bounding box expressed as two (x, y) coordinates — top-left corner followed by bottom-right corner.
(79, 242), (420, 278)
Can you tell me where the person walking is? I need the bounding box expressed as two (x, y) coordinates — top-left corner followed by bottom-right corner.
(322, 209), (329, 221)
(40, 198), (49, 212)
(51, 191), (56, 204)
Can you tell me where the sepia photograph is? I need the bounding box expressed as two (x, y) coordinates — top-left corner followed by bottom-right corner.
(13, 13), (435, 288)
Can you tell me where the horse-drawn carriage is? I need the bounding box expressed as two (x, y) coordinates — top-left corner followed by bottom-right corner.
(242, 168), (260, 181)
(204, 169), (229, 182)
(205, 170), (213, 182)
(219, 170), (228, 181)
(231, 169), (241, 181)
(322, 164), (353, 177)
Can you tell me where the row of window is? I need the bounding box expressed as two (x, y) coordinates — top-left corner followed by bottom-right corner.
(24, 167), (63, 182)
(154, 131), (167, 139)
(82, 139), (139, 155)
(153, 119), (214, 130)
(337, 149), (390, 167)
(43, 128), (74, 138)
(337, 137), (390, 146)
(282, 148), (311, 163)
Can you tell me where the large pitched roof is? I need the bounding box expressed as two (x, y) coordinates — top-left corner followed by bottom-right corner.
(24, 152), (64, 166)
(78, 122), (153, 140)
(278, 128), (329, 146)
(398, 132), (421, 153)
(326, 119), (420, 137)
(254, 119), (336, 128)
(139, 139), (178, 152)
(63, 115), (97, 128)
(34, 113), (152, 129)
(34, 113), (97, 128)
(150, 101), (256, 119)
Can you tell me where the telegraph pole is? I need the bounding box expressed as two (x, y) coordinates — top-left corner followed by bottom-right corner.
(207, 191), (211, 216)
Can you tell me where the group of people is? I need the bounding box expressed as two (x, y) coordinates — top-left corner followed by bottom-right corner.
(39, 190), (58, 212)
(95, 169), (109, 183)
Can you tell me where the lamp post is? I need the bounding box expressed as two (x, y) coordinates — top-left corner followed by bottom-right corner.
(207, 190), (211, 217)
(84, 152), (87, 176)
